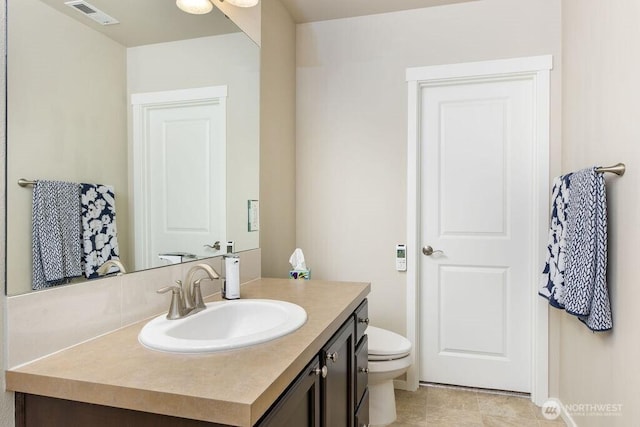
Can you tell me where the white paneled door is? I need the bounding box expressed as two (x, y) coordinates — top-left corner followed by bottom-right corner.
(418, 71), (539, 392)
(132, 87), (227, 270)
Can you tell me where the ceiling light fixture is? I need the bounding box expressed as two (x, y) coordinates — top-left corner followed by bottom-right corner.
(223, 0), (259, 7)
(176, 0), (213, 14)
(177, 0), (259, 14)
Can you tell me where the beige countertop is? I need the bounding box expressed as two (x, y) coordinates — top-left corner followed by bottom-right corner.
(6, 278), (370, 426)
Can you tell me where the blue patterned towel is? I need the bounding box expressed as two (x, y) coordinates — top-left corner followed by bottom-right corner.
(538, 174), (572, 308)
(564, 168), (611, 331)
(32, 180), (82, 290)
(81, 184), (121, 279)
(539, 167), (612, 331)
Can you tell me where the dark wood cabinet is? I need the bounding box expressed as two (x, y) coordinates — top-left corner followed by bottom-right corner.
(354, 389), (370, 427)
(260, 299), (369, 427)
(355, 334), (369, 407)
(15, 393), (223, 427)
(354, 299), (369, 343)
(257, 356), (321, 427)
(322, 317), (355, 427)
(353, 299), (369, 427)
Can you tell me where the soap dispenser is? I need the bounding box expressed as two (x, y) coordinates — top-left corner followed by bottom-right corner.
(222, 254), (240, 300)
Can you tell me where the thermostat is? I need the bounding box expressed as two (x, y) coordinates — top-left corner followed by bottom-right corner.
(396, 244), (407, 271)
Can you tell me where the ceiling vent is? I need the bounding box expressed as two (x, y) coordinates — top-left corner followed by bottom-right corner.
(64, 1), (119, 26)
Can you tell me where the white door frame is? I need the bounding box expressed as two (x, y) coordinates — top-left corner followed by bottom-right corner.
(131, 85), (227, 270)
(405, 56), (552, 405)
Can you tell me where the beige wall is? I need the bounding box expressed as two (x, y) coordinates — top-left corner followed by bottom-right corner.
(295, 0), (562, 335)
(559, 0), (640, 425)
(127, 32), (261, 258)
(259, 0), (297, 278)
(6, 0), (129, 295)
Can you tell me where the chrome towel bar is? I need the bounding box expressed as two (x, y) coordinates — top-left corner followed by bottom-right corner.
(595, 163), (626, 176)
(17, 178), (37, 187)
(17, 163), (626, 188)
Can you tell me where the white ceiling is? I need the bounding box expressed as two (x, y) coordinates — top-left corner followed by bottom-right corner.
(37, 0), (240, 47)
(278, 0), (476, 24)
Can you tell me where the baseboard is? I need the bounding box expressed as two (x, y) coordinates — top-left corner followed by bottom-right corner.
(543, 398), (577, 427)
(560, 400), (578, 427)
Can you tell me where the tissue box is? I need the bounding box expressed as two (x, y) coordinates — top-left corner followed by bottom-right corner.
(289, 269), (311, 280)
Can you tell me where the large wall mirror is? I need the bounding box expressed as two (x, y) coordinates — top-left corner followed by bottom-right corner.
(6, 0), (260, 295)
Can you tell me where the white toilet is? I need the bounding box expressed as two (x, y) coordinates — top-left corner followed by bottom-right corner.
(367, 325), (413, 426)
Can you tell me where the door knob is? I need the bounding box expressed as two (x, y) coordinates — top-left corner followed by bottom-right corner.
(204, 241), (221, 251)
(422, 246), (443, 256)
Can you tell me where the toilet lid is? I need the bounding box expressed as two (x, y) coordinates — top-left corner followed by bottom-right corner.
(367, 325), (412, 360)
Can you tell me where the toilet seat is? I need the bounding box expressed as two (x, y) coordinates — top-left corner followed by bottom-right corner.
(367, 326), (412, 361)
(367, 355), (412, 374)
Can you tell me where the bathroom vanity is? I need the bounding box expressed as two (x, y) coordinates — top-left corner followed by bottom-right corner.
(6, 279), (370, 427)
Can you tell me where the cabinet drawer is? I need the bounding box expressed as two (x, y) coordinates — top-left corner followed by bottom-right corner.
(354, 299), (369, 344)
(354, 388), (369, 427)
(354, 334), (368, 406)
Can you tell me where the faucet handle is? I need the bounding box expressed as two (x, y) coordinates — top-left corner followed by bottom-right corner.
(192, 279), (207, 311)
(157, 282), (185, 320)
(156, 284), (180, 295)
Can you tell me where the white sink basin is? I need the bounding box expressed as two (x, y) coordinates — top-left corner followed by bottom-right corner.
(139, 299), (307, 353)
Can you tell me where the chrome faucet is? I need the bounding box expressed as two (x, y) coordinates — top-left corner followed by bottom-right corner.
(96, 259), (127, 276)
(183, 263), (220, 311)
(157, 263), (220, 320)
(157, 282), (187, 320)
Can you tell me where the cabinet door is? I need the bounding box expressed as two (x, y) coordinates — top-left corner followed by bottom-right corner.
(15, 393), (222, 427)
(354, 388), (370, 427)
(354, 299), (369, 343)
(322, 317), (355, 427)
(257, 356), (322, 427)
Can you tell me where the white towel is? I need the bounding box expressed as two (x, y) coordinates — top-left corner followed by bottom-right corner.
(32, 180), (82, 290)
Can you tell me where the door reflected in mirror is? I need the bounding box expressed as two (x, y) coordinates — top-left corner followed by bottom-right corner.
(6, 0), (260, 295)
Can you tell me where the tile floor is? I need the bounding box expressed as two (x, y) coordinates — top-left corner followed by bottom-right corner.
(389, 384), (567, 427)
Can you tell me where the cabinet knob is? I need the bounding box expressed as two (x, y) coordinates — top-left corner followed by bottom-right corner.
(358, 367), (369, 374)
(312, 366), (328, 378)
(326, 352), (338, 363)
(358, 317), (370, 325)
